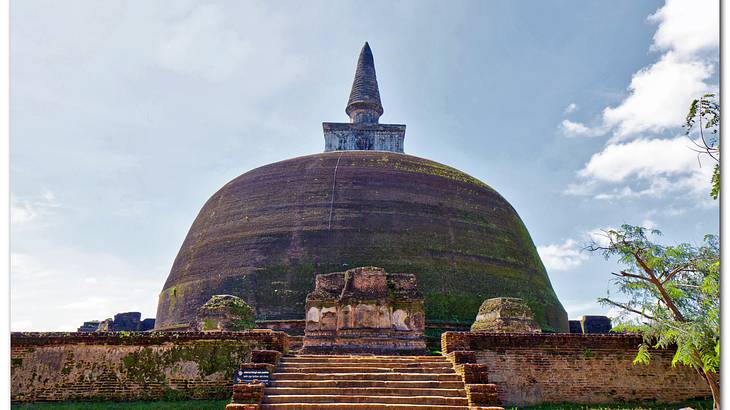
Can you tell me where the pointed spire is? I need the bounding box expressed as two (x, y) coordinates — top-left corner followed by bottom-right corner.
(346, 42), (383, 124)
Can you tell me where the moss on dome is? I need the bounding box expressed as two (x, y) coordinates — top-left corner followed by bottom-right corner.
(155, 151), (568, 332)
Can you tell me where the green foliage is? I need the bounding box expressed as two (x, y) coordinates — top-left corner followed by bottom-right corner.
(588, 225), (719, 405)
(685, 93), (720, 199)
(632, 343), (650, 366)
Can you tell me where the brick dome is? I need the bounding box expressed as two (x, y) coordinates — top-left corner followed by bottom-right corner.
(155, 151), (569, 332)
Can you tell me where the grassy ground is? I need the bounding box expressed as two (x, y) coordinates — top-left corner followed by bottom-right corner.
(12, 398), (713, 410)
(512, 398), (713, 409)
(11, 401), (229, 409)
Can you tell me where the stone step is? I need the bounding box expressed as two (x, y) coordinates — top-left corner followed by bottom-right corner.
(288, 336), (304, 351)
(260, 404), (469, 409)
(279, 360), (453, 368)
(279, 360), (450, 367)
(272, 372), (463, 382)
(265, 387), (466, 397)
(262, 394), (469, 406)
(284, 355), (443, 360)
(280, 356), (448, 363)
(269, 380), (465, 389)
(276, 366), (452, 374)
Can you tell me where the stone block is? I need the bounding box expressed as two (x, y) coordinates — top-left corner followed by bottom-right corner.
(96, 318), (113, 332)
(569, 320), (583, 334)
(77, 321), (100, 332)
(112, 312), (142, 331)
(581, 315), (612, 334)
(140, 318), (155, 331)
(471, 298), (541, 333)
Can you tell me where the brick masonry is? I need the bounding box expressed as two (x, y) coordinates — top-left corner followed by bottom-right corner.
(11, 331), (287, 403)
(441, 332), (711, 406)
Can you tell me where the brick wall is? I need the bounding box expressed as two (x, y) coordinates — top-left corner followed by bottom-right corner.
(11, 331), (288, 403)
(442, 332), (710, 406)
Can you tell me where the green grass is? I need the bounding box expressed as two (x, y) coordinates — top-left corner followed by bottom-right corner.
(12, 400), (228, 410)
(511, 398), (713, 410)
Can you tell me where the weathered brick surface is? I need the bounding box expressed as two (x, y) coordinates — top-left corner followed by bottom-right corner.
(231, 382), (265, 403)
(12, 330), (287, 351)
(11, 331), (287, 403)
(225, 404), (259, 410)
(448, 350), (476, 365)
(251, 350), (281, 365)
(460, 363), (490, 384)
(466, 383), (500, 406)
(441, 332), (710, 406)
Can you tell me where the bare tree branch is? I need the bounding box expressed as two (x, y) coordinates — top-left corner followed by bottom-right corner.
(599, 298), (655, 321)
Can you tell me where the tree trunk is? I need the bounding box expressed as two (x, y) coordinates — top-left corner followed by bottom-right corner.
(703, 370), (720, 410)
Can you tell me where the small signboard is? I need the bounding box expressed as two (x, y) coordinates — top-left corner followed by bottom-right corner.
(234, 368), (271, 386)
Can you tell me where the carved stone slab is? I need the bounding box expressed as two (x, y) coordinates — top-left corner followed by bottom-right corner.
(303, 266), (426, 354)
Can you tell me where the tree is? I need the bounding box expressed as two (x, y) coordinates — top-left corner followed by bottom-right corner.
(588, 225), (720, 409)
(685, 93), (720, 199)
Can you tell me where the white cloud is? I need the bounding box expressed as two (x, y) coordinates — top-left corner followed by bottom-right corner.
(640, 219), (659, 230)
(649, 0), (720, 57)
(11, 199), (37, 225)
(586, 227), (614, 248)
(578, 137), (697, 182)
(560, 0), (718, 141)
(564, 103), (578, 114)
(602, 52), (714, 140)
(569, 136), (715, 201)
(10, 190), (62, 226)
(560, 119), (604, 138)
(537, 239), (589, 271)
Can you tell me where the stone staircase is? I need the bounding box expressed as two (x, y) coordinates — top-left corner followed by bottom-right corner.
(260, 354), (471, 409)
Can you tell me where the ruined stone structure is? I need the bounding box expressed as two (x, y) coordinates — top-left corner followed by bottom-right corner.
(568, 315), (613, 334)
(79, 312), (155, 332)
(77, 320), (100, 332)
(303, 266), (425, 354)
(192, 294), (256, 332)
(155, 43), (568, 333)
(581, 315), (612, 333)
(471, 297), (541, 333)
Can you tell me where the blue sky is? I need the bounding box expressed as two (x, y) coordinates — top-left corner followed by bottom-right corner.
(10, 0), (719, 330)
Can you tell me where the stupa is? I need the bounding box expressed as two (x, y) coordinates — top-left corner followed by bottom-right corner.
(155, 42), (569, 333)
